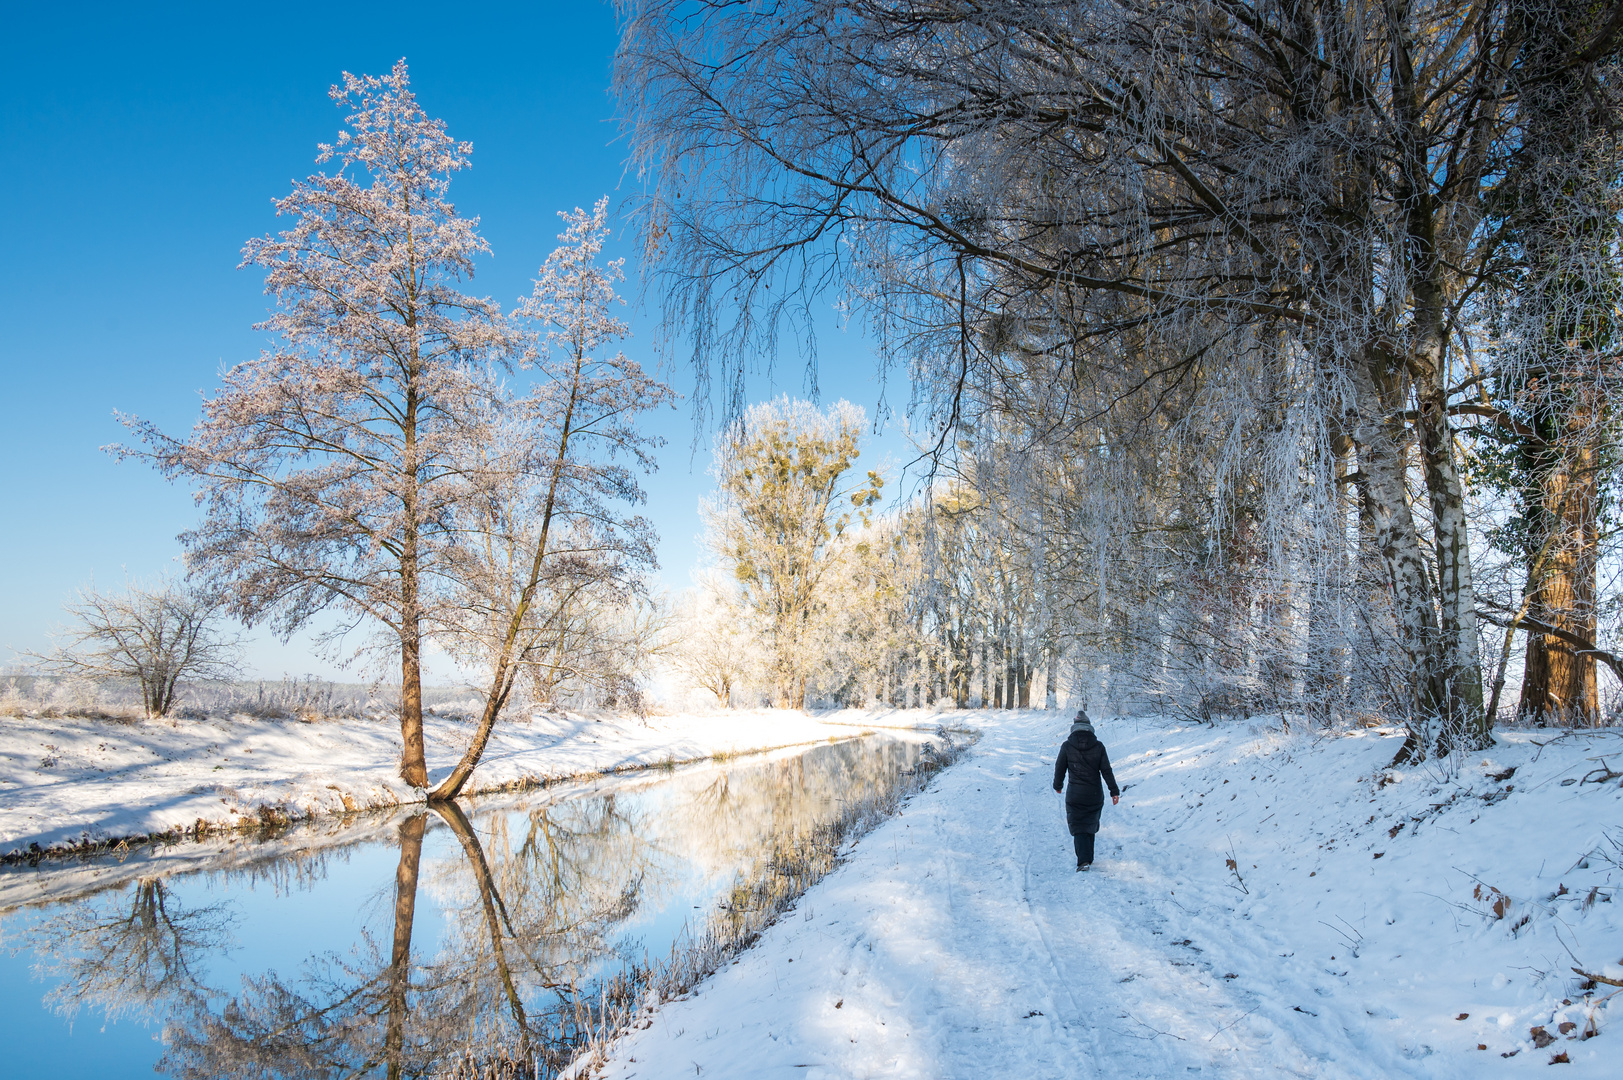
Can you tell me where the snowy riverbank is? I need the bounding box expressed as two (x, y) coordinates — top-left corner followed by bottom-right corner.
(0, 707), (940, 858)
(594, 711), (1623, 1078)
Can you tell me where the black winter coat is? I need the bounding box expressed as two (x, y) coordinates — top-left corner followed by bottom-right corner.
(1052, 730), (1120, 806)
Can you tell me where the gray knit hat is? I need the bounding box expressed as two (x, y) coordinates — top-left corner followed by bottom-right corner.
(1069, 707), (1094, 735)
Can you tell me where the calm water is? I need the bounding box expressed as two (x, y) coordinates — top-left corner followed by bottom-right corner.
(0, 733), (933, 1078)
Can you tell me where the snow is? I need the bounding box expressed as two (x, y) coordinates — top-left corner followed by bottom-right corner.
(4, 705), (1619, 1074)
(0, 708), (897, 858)
(594, 710), (1623, 1078)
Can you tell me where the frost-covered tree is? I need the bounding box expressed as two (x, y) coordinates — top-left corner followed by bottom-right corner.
(668, 573), (754, 706)
(706, 398), (882, 708)
(616, 0), (1623, 753)
(818, 513), (938, 708)
(29, 578), (243, 719)
(433, 199), (671, 798)
(119, 62), (507, 785)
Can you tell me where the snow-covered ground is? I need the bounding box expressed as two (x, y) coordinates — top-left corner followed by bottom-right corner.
(0, 708), (906, 857)
(596, 710), (1623, 1078)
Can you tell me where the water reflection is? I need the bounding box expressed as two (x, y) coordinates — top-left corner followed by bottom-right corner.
(31, 877), (233, 1026)
(3, 733), (941, 1078)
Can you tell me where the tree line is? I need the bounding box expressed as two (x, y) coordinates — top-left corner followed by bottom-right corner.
(621, 0), (1623, 756)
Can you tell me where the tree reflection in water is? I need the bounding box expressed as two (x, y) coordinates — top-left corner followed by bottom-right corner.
(18, 735), (937, 1079)
(28, 876), (234, 1026)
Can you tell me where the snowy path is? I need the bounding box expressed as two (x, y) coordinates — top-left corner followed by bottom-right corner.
(598, 711), (1622, 1078)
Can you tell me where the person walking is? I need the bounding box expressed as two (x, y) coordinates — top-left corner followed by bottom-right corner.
(1052, 708), (1120, 870)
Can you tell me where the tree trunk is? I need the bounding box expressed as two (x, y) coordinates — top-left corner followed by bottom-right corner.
(397, 439), (428, 786)
(1349, 360), (1451, 761)
(160, 670), (183, 719)
(1388, 13), (1495, 753)
(963, 633), (973, 707)
(992, 631), (1004, 708)
(955, 629), (972, 707)
(1519, 419), (1601, 725)
(397, 279), (430, 788)
(979, 639), (989, 707)
(1013, 621), (1029, 708)
(399, 623), (428, 788)
(1003, 621), (1013, 708)
(1508, 0), (1616, 732)
(1306, 434), (1354, 725)
(431, 685), (507, 802)
(1416, 386), (1488, 748)
(383, 813), (426, 1080)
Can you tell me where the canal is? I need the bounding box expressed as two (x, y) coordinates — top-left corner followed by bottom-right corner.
(0, 731), (960, 1078)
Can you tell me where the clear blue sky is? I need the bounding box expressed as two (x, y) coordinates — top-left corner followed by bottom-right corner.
(0, 1), (913, 680)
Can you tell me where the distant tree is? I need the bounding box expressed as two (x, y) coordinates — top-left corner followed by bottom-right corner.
(433, 199), (671, 800)
(118, 62), (508, 785)
(707, 398), (882, 708)
(816, 516), (920, 707)
(668, 573), (753, 706)
(30, 579), (243, 718)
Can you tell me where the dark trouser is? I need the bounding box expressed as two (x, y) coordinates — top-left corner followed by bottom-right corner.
(1064, 798), (1103, 865)
(1073, 831), (1095, 865)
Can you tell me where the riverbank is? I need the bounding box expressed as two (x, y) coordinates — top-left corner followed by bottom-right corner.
(0, 707), (948, 859)
(594, 711), (1623, 1078)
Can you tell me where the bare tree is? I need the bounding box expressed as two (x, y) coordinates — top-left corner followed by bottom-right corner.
(30, 578), (243, 718)
(118, 61), (509, 785)
(433, 199), (671, 799)
(668, 573), (754, 706)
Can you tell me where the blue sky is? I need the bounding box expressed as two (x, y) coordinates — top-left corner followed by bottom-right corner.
(0, 2), (913, 680)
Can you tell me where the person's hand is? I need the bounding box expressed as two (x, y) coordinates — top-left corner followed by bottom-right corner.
(1112, 795), (1120, 805)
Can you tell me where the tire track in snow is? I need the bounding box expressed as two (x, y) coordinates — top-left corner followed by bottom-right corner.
(1013, 717), (1445, 1079)
(1006, 718), (1368, 1078)
(932, 745), (1094, 1075)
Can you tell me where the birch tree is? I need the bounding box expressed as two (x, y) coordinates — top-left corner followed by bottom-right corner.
(119, 62), (507, 785)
